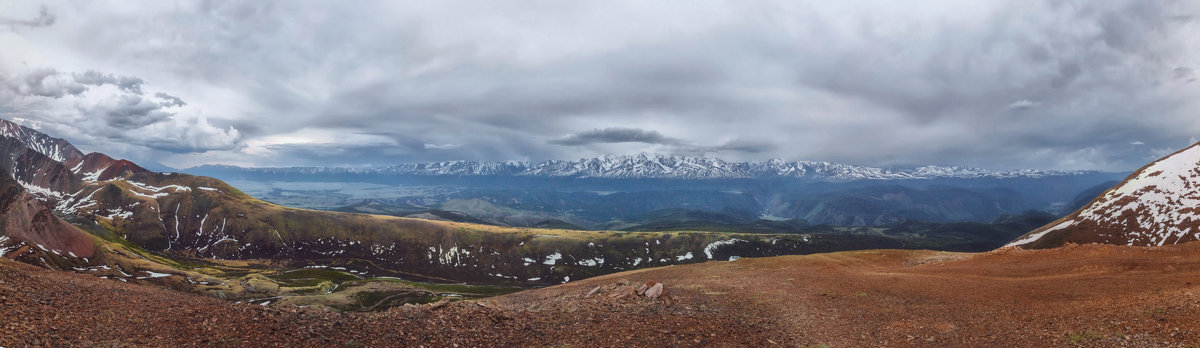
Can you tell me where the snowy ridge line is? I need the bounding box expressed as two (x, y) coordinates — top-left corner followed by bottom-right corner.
(191, 154), (1096, 181)
(0, 119), (83, 162)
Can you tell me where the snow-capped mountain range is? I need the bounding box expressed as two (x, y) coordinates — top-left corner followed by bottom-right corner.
(191, 153), (1093, 181)
(1007, 141), (1200, 248)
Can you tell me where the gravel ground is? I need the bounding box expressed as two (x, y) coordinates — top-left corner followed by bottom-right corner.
(3, 242), (1200, 347)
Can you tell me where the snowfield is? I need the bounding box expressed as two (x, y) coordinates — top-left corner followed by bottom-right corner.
(1013, 143), (1200, 247)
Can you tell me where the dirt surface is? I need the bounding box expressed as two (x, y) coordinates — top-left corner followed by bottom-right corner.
(3, 242), (1200, 347)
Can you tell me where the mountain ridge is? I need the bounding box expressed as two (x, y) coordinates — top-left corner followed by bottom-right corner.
(0, 119), (84, 163)
(1008, 141), (1200, 248)
(185, 153), (1098, 181)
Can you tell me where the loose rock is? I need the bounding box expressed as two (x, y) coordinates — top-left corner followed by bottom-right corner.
(644, 283), (665, 299)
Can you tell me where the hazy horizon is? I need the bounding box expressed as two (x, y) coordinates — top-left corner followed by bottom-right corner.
(2, 1), (1198, 171)
(175, 151), (1119, 173)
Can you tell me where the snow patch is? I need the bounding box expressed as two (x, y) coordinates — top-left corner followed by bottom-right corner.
(82, 166), (109, 181)
(16, 179), (66, 200)
(1006, 220), (1075, 247)
(543, 252), (562, 265)
(0, 236), (15, 256)
(576, 257), (604, 267)
(104, 209), (134, 220)
(135, 271), (174, 279)
(703, 238), (746, 259)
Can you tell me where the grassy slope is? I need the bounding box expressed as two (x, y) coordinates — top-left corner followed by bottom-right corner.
(73, 172), (844, 286)
(51, 171), (1030, 312)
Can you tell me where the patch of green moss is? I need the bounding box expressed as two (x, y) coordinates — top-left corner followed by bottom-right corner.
(268, 268), (359, 287)
(348, 277), (521, 297)
(1068, 332), (1102, 344)
(351, 290), (439, 310)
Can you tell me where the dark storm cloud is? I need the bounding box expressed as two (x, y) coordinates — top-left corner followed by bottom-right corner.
(154, 92), (186, 107)
(1007, 100), (1040, 111)
(74, 71), (145, 94)
(550, 127), (773, 157)
(78, 94), (171, 128)
(259, 133), (543, 166)
(0, 69), (240, 155)
(0, 68), (85, 98)
(1175, 67), (1197, 82)
(0, 6), (55, 29)
(670, 139), (775, 157)
(5, 1), (1200, 170)
(710, 139), (774, 154)
(549, 127), (683, 146)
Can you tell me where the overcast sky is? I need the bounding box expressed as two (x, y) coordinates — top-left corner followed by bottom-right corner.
(1, 1), (1198, 171)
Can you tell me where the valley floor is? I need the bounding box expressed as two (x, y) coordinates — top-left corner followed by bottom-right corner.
(3, 243), (1200, 347)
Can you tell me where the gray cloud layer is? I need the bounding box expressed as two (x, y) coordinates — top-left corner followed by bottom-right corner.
(0, 6), (54, 29)
(0, 68), (241, 156)
(0, 1), (1197, 170)
(550, 127), (773, 157)
(74, 71), (144, 94)
(549, 127), (683, 146)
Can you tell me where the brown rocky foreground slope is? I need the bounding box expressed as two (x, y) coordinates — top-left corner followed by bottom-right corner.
(3, 242), (1200, 347)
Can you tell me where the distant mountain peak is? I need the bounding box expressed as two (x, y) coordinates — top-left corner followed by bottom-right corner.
(0, 119), (84, 162)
